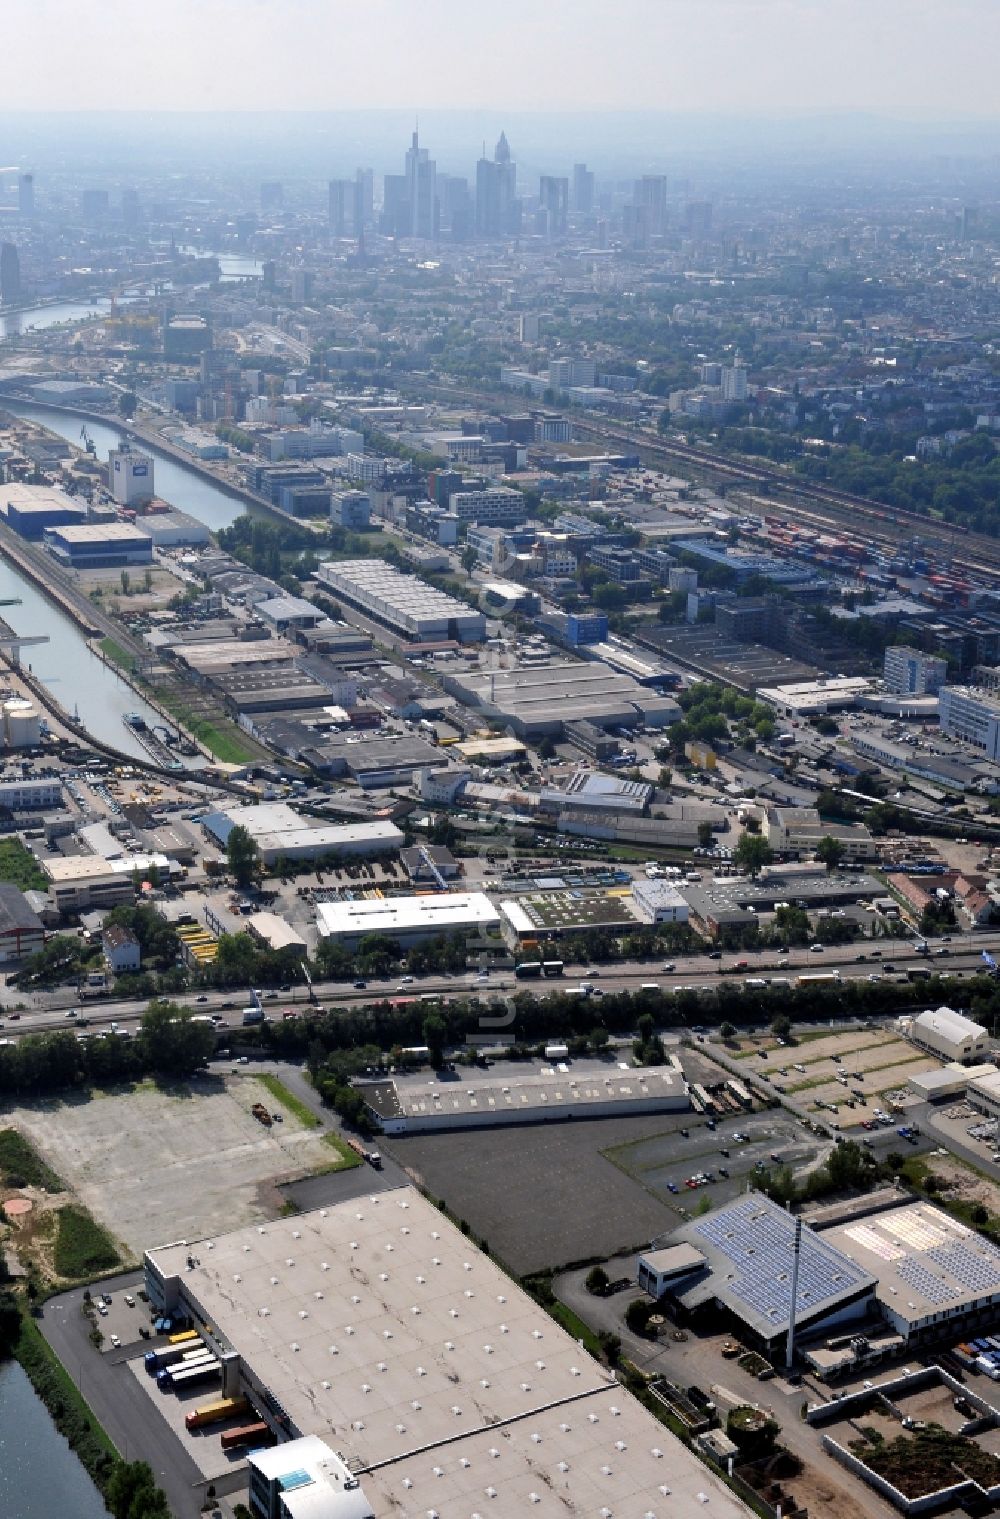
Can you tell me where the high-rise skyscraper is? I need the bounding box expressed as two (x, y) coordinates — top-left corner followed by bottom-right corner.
(572, 163), (594, 215)
(538, 175), (569, 236)
(633, 175), (667, 236)
(328, 179), (350, 235)
(404, 130), (436, 239)
(0, 243), (21, 306)
(17, 174), (33, 217)
(475, 130), (518, 237)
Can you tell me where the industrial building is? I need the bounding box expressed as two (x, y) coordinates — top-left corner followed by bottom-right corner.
(298, 733), (441, 788)
(109, 445), (154, 506)
(42, 853), (176, 911)
(630, 878), (690, 924)
(0, 884), (44, 962)
(764, 806), (878, 862)
(756, 676), (875, 717)
(316, 559), (486, 643)
(679, 870), (883, 936)
(362, 1058), (689, 1134)
(0, 482), (87, 539)
(199, 804), (403, 866)
(315, 891), (499, 948)
(905, 1006), (991, 1065)
(655, 1193), (878, 1355)
(44, 522), (153, 569)
(0, 772), (57, 809)
(883, 645), (948, 696)
(144, 1190), (753, 1519)
(139, 510), (211, 548)
(442, 662), (676, 738)
(541, 771), (652, 814)
(823, 1200), (1000, 1344)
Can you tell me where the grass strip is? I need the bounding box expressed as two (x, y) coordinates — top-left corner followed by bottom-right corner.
(0, 1128), (64, 1191)
(256, 1074), (320, 1129)
(53, 1205), (121, 1280)
(321, 1133), (363, 1171)
(0, 838), (49, 893)
(99, 637), (135, 673)
(15, 1310), (120, 1477)
(546, 1301), (604, 1359)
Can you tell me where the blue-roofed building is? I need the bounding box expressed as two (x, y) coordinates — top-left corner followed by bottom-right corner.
(645, 1193), (877, 1354)
(673, 538), (818, 588)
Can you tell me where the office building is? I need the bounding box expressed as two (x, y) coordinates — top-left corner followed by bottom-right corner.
(109, 445), (154, 506)
(329, 489), (370, 529)
(884, 645), (948, 696)
(404, 129), (436, 239)
(316, 559), (485, 643)
(939, 685), (1000, 760)
(163, 312), (212, 358)
(17, 174), (33, 217)
(0, 243), (20, 306)
(327, 177), (351, 235)
(549, 357), (596, 390)
(572, 161), (594, 214)
(475, 130), (519, 237)
(633, 174), (667, 235)
(449, 486), (527, 525)
(566, 611), (609, 647)
(538, 174), (569, 235)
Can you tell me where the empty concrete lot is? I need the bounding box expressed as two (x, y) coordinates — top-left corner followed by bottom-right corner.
(9, 1075), (334, 1254)
(386, 1113), (696, 1275)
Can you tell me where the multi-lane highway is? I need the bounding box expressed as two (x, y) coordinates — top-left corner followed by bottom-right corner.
(2, 933), (995, 1042)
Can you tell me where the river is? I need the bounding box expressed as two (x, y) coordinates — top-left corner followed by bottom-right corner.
(0, 299), (111, 340)
(0, 1359), (110, 1519)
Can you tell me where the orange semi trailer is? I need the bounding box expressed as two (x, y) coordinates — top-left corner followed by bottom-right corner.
(185, 1397), (249, 1432)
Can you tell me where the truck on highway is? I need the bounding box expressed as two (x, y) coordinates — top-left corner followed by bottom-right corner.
(241, 1007), (264, 1026)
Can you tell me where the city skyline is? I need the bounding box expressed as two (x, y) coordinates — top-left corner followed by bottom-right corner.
(2, 0), (998, 118)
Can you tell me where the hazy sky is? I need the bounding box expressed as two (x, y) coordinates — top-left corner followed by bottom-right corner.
(4, 0), (997, 117)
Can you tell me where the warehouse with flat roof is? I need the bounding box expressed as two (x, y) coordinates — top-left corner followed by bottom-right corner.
(443, 661), (676, 738)
(144, 1189), (754, 1518)
(200, 804), (403, 865)
(316, 559), (485, 643)
(0, 482), (87, 539)
(316, 891), (499, 947)
(44, 522), (153, 568)
(905, 1006), (991, 1065)
(361, 1057), (689, 1134)
(822, 1200), (1000, 1344)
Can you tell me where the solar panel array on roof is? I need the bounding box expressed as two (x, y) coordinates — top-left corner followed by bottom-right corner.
(691, 1196), (869, 1328)
(895, 1255), (956, 1307)
(929, 1240), (1000, 1295)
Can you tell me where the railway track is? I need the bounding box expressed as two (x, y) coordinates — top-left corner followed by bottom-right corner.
(406, 377), (1000, 584)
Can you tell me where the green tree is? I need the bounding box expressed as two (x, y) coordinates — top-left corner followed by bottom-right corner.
(816, 835), (846, 873)
(117, 391), (137, 420)
(138, 1000), (216, 1076)
(720, 1021), (737, 1041)
(461, 544), (478, 577)
(697, 821), (714, 848)
(585, 1265), (610, 1295)
(422, 1013), (447, 1070)
(227, 824), (260, 889)
(770, 1014), (792, 1044)
(733, 832), (773, 879)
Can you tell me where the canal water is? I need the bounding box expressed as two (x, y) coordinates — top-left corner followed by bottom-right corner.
(2, 401), (247, 534)
(0, 397), (254, 756)
(0, 1359), (111, 1519)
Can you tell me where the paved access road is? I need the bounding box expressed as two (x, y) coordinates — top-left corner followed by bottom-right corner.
(1, 932), (990, 1041)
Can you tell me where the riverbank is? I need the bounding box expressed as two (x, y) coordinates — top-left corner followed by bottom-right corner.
(0, 1355), (112, 1519)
